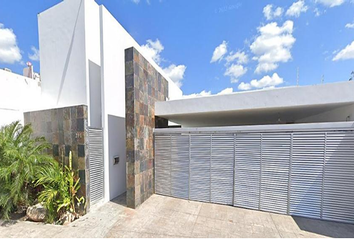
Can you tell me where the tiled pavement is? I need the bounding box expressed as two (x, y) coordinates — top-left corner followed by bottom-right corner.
(1, 194), (354, 238)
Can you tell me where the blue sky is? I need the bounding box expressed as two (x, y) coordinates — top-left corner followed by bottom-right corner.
(0, 0), (353, 96)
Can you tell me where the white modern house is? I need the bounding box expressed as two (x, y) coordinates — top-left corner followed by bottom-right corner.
(1, 0), (354, 224)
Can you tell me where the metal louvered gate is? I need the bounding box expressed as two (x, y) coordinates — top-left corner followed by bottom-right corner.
(88, 128), (104, 205)
(154, 122), (354, 224)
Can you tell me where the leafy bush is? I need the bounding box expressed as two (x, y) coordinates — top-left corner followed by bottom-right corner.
(0, 121), (55, 219)
(35, 151), (85, 223)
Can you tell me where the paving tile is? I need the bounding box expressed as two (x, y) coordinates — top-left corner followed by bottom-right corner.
(2, 194), (354, 238)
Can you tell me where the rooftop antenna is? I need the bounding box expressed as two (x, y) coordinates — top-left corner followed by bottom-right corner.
(296, 67), (299, 86)
(349, 71), (354, 81)
(321, 74), (324, 84)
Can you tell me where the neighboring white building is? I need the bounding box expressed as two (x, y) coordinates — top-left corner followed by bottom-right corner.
(0, 69), (41, 128)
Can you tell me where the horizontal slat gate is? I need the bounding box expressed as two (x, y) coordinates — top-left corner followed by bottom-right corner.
(260, 133), (291, 214)
(154, 129), (354, 224)
(190, 134), (211, 202)
(170, 134), (189, 199)
(88, 128), (104, 204)
(323, 132), (354, 223)
(290, 132), (324, 219)
(155, 135), (171, 196)
(211, 134), (234, 205)
(234, 133), (261, 210)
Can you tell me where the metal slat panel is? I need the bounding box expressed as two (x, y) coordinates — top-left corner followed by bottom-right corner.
(211, 134), (234, 205)
(234, 133), (261, 210)
(290, 132), (324, 219)
(170, 134), (189, 199)
(260, 133), (291, 214)
(88, 128), (104, 204)
(322, 132), (354, 223)
(190, 134), (211, 202)
(155, 135), (171, 196)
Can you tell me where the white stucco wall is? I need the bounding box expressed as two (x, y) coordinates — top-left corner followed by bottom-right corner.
(38, 0), (183, 203)
(297, 104), (354, 123)
(99, 4), (183, 201)
(0, 70), (41, 127)
(38, 0), (87, 108)
(157, 81), (354, 116)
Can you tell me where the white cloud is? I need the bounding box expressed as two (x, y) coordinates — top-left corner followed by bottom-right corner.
(286, 0), (308, 17)
(131, 0), (140, 3)
(28, 46), (39, 61)
(141, 38), (187, 87)
(182, 90), (211, 99)
(238, 73), (284, 91)
(250, 20), (296, 74)
(315, 0), (345, 7)
(263, 4), (284, 20)
(217, 87), (234, 95)
(345, 23), (354, 28)
(210, 41), (228, 63)
(224, 64), (247, 83)
(182, 87), (235, 99)
(238, 82), (252, 91)
(333, 40), (354, 61)
(140, 39), (164, 64)
(225, 51), (249, 65)
(162, 64), (187, 88)
(0, 23), (22, 64)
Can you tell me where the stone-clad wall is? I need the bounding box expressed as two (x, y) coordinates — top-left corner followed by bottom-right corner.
(125, 47), (168, 208)
(24, 105), (90, 212)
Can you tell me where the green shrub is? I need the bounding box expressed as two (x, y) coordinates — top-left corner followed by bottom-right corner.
(35, 151), (85, 223)
(0, 121), (55, 220)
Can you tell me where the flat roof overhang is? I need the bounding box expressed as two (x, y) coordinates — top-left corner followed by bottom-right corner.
(156, 81), (354, 127)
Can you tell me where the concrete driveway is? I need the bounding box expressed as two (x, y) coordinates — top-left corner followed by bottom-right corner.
(1, 194), (354, 238)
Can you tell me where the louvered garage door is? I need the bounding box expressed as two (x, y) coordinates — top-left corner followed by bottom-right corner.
(170, 134), (189, 199)
(154, 125), (354, 224)
(190, 134), (211, 202)
(234, 133), (261, 210)
(88, 128), (104, 205)
(290, 132), (325, 219)
(323, 132), (354, 223)
(211, 134), (234, 205)
(260, 133), (291, 214)
(155, 135), (171, 196)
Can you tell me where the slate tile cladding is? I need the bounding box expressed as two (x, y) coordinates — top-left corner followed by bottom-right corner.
(125, 47), (168, 208)
(24, 105), (90, 212)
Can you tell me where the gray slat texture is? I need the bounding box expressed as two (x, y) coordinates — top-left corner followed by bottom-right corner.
(170, 134), (189, 199)
(88, 128), (104, 204)
(322, 132), (354, 223)
(190, 134), (211, 202)
(154, 128), (354, 224)
(260, 133), (291, 214)
(211, 134), (234, 205)
(290, 132), (324, 219)
(155, 135), (171, 196)
(234, 133), (261, 210)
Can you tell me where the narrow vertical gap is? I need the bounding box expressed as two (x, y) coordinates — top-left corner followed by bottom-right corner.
(259, 133), (263, 211)
(232, 133), (236, 206)
(321, 132), (327, 219)
(170, 134), (172, 197)
(188, 134), (191, 200)
(287, 133), (293, 215)
(210, 134), (212, 203)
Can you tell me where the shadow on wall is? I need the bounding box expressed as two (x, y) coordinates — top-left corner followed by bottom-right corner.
(292, 130), (354, 238)
(108, 115), (126, 200)
(293, 216), (354, 238)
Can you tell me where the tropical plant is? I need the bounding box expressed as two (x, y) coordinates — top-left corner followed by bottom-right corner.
(35, 151), (85, 223)
(0, 121), (55, 220)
